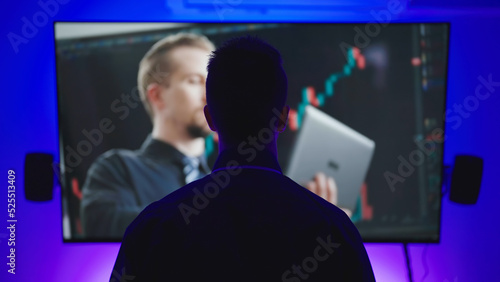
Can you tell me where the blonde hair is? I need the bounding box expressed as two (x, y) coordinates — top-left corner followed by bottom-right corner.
(137, 33), (215, 119)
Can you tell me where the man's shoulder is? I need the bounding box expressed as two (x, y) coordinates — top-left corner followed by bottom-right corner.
(122, 193), (182, 242)
(88, 148), (142, 171)
(270, 174), (362, 239)
(278, 174), (353, 218)
(93, 148), (140, 163)
(133, 171), (352, 229)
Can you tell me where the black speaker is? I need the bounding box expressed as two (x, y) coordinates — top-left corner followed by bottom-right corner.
(450, 155), (483, 204)
(24, 153), (54, 202)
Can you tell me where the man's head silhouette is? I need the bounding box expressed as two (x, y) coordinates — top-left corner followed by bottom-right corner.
(204, 36), (289, 148)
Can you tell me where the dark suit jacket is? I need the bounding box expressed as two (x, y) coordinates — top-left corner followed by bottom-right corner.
(81, 135), (210, 239)
(111, 148), (375, 281)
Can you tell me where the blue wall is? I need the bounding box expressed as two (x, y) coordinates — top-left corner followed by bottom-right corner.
(1, 1), (499, 281)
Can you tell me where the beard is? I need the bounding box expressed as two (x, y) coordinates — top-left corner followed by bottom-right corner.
(186, 109), (211, 139)
(187, 124), (211, 139)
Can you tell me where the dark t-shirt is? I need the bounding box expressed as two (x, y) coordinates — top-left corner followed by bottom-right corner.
(80, 135), (210, 239)
(111, 149), (375, 281)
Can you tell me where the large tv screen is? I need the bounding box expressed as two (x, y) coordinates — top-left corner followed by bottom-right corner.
(55, 22), (448, 242)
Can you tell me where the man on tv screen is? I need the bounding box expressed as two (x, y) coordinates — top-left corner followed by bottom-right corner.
(80, 33), (217, 238)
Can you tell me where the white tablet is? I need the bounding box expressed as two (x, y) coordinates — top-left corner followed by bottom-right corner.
(286, 106), (375, 211)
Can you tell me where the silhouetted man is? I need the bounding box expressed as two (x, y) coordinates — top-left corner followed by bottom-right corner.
(111, 36), (375, 281)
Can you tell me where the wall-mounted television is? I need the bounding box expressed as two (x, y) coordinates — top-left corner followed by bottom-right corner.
(55, 22), (448, 242)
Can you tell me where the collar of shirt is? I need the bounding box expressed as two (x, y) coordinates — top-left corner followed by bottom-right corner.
(212, 147), (283, 175)
(139, 134), (210, 174)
